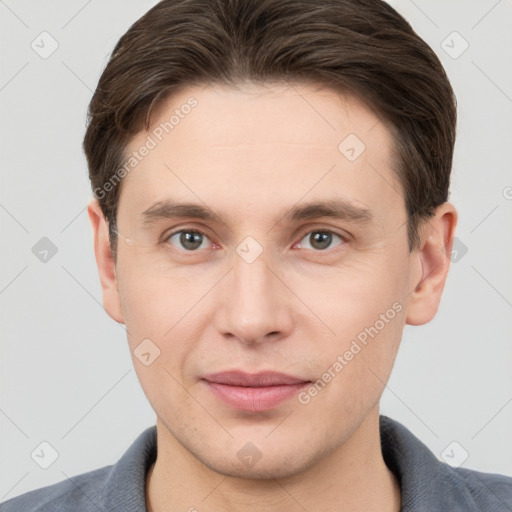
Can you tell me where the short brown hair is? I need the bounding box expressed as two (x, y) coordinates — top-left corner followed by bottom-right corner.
(83, 0), (456, 256)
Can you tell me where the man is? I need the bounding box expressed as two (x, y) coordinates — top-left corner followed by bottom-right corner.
(1, 0), (511, 511)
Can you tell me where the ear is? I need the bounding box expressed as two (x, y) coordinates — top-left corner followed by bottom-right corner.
(87, 198), (125, 324)
(406, 202), (458, 326)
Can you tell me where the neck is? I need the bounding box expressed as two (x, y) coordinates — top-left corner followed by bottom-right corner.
(146, 408), (401, 512)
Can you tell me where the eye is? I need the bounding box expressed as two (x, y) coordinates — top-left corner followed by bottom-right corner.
(166, 229), (212, 251)
(295, 230), (346, 251)
(163, 228), (346, 253)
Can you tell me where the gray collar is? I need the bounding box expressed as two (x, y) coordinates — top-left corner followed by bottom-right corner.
(98, 415), (511, 512)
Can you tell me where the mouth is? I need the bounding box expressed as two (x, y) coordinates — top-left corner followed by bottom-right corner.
(202, 370), (311, 412)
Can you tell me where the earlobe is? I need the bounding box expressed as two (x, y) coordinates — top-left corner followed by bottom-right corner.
(87, 199), (125, 324)
(405, 202), (458, 326)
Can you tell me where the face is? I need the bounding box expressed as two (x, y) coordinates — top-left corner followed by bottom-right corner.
(94, 82), (431, 478)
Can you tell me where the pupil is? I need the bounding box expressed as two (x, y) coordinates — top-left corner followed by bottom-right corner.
(181, 231), (202, 250)
(311, 232), (331, 250)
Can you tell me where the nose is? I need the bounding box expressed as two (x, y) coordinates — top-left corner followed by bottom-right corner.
(213, 247), (294, 346)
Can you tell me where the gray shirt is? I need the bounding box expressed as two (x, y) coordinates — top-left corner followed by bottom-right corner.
(1, 415), (511, 511)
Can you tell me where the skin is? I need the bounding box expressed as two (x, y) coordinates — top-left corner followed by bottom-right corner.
(88, 82), (457, 512)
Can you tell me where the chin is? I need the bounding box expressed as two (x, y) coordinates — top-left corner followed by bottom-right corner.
(194, 438), (330, 481)
(201, 455), (309, 480)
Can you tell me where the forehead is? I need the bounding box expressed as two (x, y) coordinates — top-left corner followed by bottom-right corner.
(146, 81), (389, 153)
(119, 82), (404, 226)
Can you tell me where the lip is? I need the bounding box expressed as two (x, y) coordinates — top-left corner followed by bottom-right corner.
(202, 371), (310, 412)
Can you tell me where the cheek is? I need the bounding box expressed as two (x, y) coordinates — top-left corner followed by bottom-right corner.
(115, 253), (193, 334)
(301, 303), (405, 425)
(298, 249), (409, 405)
(302, 250), (407, 329)
(115, 259), (212, 374)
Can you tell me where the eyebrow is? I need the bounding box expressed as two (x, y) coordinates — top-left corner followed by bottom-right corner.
(140, 198), (372, 228)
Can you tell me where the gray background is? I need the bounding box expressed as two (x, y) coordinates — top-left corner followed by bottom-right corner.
(1, 0), (511, 500)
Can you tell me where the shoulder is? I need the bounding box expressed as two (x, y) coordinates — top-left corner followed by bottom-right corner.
(446, 465), (512, 510)
(379, 415), (512, 511)
(0, 466), (112, 512)
(0, 425), (157, 512)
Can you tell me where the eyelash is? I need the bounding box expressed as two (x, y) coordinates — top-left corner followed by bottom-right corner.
(162, 227), (348, 254)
